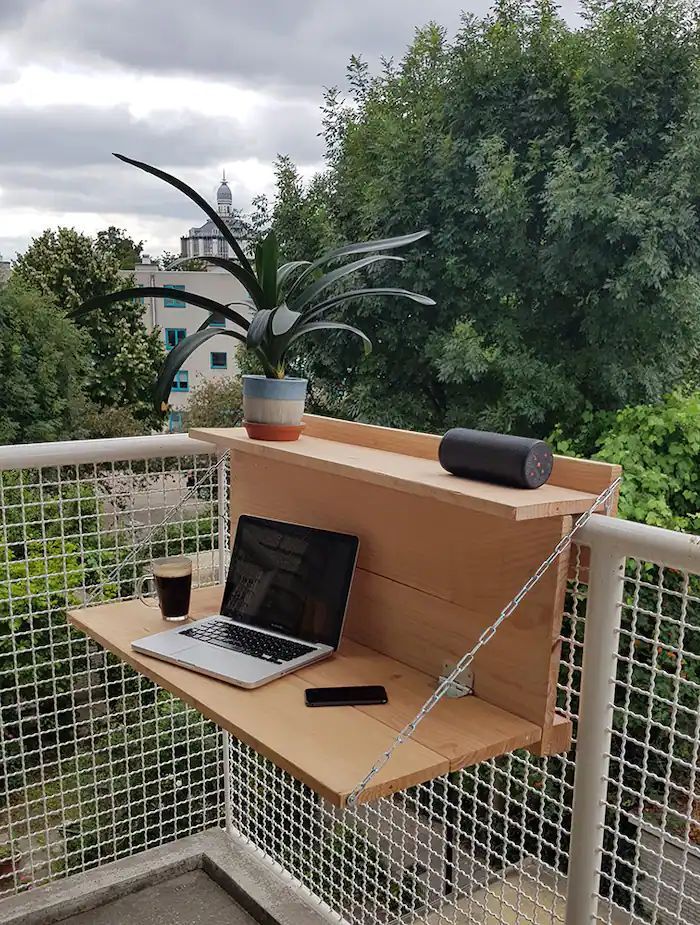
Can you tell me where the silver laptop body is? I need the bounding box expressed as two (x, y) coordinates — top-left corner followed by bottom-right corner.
(132, 515), (359, 689)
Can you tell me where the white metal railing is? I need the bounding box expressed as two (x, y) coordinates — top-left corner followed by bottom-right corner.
(0, 434), (226, 898)
(1, 436), (699, 925)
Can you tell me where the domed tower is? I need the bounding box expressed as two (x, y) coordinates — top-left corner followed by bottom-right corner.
(216, 170), (233, 216)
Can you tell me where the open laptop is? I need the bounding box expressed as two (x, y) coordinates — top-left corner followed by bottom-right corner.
(131, 515), (359, 688)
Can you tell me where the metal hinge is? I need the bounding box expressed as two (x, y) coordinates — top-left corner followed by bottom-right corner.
(439, 661), (474, 698)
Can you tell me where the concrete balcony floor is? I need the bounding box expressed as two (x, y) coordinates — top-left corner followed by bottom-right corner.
(1, 829), (330, 925)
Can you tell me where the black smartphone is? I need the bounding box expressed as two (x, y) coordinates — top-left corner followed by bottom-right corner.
(304, 685), (388, 707)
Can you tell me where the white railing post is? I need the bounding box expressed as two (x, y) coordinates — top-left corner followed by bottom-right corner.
(217, 451), (233, 835)
(565, 536), (626, 925)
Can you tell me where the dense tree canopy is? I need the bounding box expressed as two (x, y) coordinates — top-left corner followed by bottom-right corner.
(14, 228), (165, 430)
(270, 0), (700, 438)
(0, 278), (87, 443)
(95, 226), (144, 269)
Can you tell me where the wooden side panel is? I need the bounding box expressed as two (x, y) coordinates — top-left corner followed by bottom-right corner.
(230, 451), (570, 730)
(302, 413), (441, 459)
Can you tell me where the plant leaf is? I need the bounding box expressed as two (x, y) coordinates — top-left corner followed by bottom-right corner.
(73, 287), (250, 330)
(287, 229), (430, 297)
(155, 328), (246, 407)
(167, 255), (266, 309)
(246, 308), (274, 348)
(259, 231), (279, 307)
(301, 287), (436, 324)
(271, 302), (301, 337)
(277, 260), (311, 292)
(113, 153), (254, 276)
(289, 255), (403, 314)
(286, 321), (373, 355)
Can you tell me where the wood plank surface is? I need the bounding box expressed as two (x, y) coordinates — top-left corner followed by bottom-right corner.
(68, 587), (548, 806)
(302, 413), (621, 501)
(191, 427), (600, 521)
(227, 452), (569, 730)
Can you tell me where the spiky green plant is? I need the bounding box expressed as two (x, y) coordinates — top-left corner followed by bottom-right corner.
(75, 155), (435, 408)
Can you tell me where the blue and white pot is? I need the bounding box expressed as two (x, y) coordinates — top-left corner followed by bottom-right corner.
(242, 375), (308, 426)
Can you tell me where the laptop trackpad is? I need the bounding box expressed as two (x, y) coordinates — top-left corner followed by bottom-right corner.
(135, 630), (197, 657)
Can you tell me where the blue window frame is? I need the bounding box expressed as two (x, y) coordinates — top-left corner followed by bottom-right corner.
(168, 411), (183, 433)
(210, 351), (227, 369)
(164, 327), (187, 350)
(171, 370), (189, 392)
(164, 284), (186, 307)
(208, 313), (225, 327)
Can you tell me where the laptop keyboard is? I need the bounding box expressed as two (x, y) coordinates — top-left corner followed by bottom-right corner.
(181, 620), (316, 665)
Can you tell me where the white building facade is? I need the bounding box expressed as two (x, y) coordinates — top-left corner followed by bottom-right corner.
(132, 260), (249, 431)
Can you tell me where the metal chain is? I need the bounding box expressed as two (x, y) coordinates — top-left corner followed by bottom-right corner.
(346, 474), (622, 807)
(83, 450), (230, 608)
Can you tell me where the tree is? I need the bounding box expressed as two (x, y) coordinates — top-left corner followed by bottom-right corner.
(95, 226), (144, 269)
(14, 228), (165, 430)
(0, 278), (88, 444)
(270, 1), (700, 437)
(182, 376), (244, 429)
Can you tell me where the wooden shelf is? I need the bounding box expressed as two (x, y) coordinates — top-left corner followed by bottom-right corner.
(69, 586), (545, 807)
(190, 425), (603, 522)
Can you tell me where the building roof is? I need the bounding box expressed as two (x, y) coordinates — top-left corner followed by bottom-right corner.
(217, 178), (233, 204)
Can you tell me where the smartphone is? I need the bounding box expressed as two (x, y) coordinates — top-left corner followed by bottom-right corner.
(304, 685), (388, 707)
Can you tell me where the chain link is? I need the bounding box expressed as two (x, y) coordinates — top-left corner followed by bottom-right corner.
(346, 475), (622, 807)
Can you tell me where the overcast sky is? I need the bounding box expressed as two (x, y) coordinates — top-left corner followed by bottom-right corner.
(0, 1), (581, 261)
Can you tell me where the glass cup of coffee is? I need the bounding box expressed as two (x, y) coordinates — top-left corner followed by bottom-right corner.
(136, 556), (192, 622)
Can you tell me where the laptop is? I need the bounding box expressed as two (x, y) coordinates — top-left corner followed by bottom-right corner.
(131, 515), (359, 688)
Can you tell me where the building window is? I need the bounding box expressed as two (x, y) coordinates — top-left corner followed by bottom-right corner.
(164, 327), (187, 350)
(172, 370), (189, 392)
(168, 411), (183, 433)
(210, 351), (227, 369)
(204, 238), (213, 255)
(164, 284), (186, 307)
(208, 313), (225, 327)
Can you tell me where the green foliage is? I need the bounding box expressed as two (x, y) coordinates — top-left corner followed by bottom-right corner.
(269, 0), (700, 435)
(14, 227), (165, 430)
(95, 226), (144, 269)
(62, 691), (221, 872)
(594, 392), (700, 532)
(182, 376), (244, 429)
(551, 391), (700, 533)
(0, 278), (88, 443)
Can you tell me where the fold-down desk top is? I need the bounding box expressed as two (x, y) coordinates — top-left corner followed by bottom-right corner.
(69, 586), (544, 807)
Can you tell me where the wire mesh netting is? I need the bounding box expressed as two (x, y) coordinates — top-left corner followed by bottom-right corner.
(226, 547), (700, 925)
(1, 447), (699, 925)
(0, 451), (225, 897)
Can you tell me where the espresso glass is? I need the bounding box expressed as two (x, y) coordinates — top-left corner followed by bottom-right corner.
(136, 556), (192, 622)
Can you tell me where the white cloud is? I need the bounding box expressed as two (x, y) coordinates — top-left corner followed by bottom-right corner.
(0, 0), (584, 257)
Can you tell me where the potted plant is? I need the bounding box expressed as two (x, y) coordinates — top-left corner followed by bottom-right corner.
(76, 155), (435, 439)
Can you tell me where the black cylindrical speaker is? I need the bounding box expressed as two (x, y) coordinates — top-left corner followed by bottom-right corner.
(438, 428), (554, 489)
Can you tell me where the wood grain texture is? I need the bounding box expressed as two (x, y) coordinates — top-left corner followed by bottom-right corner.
(228, 452), (570, 731)
(528, 712), (573, 757)
(67, 588), (545, 805)
(302, 413), (621, 499)
(191, 427), (600, 521)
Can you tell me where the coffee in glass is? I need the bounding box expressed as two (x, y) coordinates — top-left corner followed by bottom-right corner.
(137, 556), (192, 622)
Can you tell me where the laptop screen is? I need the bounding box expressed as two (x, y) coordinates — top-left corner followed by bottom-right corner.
(220, 515), (359, 649)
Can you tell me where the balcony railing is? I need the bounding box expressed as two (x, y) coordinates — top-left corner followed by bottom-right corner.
(0, 434), (698, 925)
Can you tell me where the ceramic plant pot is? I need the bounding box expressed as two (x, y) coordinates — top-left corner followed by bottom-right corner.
(242, 375), (308, 433)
